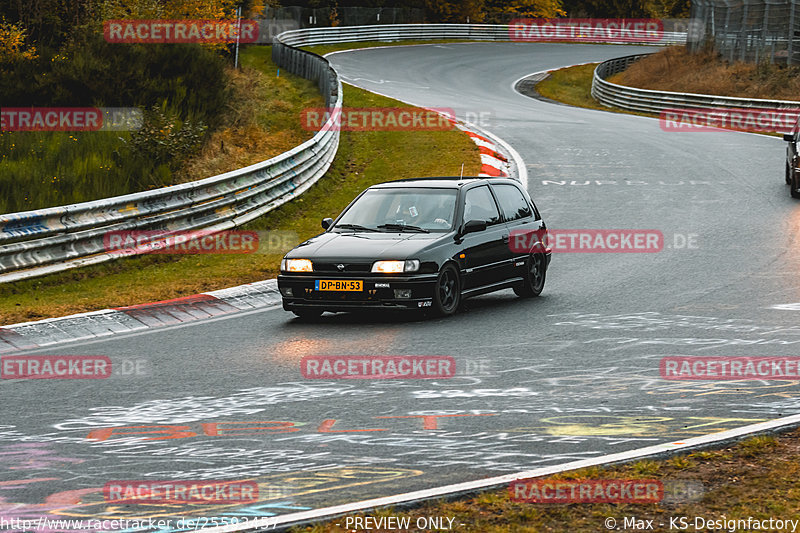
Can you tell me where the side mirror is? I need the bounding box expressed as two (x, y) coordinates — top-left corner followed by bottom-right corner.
(463, 219), (487, 234)
(321, 217), (333, 230)
(784, 133), (796, 143)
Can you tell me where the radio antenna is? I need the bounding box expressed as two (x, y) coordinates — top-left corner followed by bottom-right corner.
(460, 163), (464, 178)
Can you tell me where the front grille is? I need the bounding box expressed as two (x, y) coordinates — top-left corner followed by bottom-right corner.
(314, 262), (371, 273)
(303, 288), (386, 301)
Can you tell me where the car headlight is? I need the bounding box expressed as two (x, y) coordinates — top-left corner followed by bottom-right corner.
(371, 259), (420, 273)
(282, 258), (313, 272)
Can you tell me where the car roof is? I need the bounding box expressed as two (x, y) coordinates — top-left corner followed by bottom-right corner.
(370, 177), (518, 189)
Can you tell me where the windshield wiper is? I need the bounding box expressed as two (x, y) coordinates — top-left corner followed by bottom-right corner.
(376, 223), (430, 233)
(334, 223), (379, 232)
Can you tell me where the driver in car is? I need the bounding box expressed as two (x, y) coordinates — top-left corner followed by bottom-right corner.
(392, 195), (451, 228)
(421, 197), (452, 228)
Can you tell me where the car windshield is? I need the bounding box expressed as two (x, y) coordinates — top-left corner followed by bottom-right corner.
(333, 187), (458, 232)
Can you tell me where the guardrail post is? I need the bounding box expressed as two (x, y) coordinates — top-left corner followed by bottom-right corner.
(790, 0), (798, 64)
(689, 0), (707, 52)
(740, 0), (750, 61)
(723, 0), (735, 62)
(760, 0), (770, 62)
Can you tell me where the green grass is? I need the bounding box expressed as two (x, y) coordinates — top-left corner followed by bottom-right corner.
(0, 80), (479, 325)
(534, 61), (652, 119)
(178, 46), (323, 182)
(237, 46), (322, 139)
(535, 63), (606, 110)
(0, 126), (149, 213)
(0, 46), (323, 214)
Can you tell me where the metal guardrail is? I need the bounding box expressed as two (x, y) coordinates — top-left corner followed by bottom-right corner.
(0, 46), (342, 283)
(276, 23), (687, 46)
(591, 53), (800, 114)
(0, 24), (688, 283)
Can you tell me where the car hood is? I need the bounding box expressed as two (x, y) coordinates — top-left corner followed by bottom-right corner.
(288, 231), (441, 261)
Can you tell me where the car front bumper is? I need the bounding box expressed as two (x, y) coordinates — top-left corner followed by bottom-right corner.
(277, 273), (439, 312)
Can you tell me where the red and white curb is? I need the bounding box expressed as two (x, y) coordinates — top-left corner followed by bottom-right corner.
(468, 131), (510, 177)
(0, 279), (280, 353)
(199, 413), (800, 532)
(449, 122), (510, 177)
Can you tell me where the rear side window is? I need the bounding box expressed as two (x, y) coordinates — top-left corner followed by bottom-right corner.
(493, 184), (532, 221)
(463, 186), (501, 225)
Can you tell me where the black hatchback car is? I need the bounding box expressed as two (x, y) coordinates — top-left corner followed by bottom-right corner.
(277, 177), (551, 318)
(784, 117), (800, 198)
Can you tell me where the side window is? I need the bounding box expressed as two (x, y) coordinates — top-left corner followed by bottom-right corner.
(493, 184), (533, 222)
(463, 186), (501, 225)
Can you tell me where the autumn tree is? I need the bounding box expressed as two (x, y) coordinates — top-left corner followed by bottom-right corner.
(424, 0), (486, 22)
(0, 18), (37, 64)
(0, 0), (98, 49)
(98, 0), (241, 21)
(560, 0), (648, 17)
(643, 0), (691, 18)
(485, 0), (565, 20)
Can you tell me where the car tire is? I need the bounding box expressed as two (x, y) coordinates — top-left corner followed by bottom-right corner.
(514, 253), (546, 298)
(432, 263), (460, 317)
(792, 170), (800, 199)
(292, 308), (323, 320)
(787, 163), (792, 185)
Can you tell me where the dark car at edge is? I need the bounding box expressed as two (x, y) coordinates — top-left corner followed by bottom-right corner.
(277, 177), (551, 318)
(784, 116), (800, 198)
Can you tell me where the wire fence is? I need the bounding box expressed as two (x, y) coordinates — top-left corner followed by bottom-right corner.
(264, 6), (425, 28)
(257, 6), (427, 42)
(689, 0), (800, 65)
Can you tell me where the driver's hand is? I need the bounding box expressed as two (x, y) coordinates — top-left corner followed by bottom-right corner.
(434, 218), (449, 225)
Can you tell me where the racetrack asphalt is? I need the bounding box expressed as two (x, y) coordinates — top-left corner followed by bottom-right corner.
(2, 42), (799, 531)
